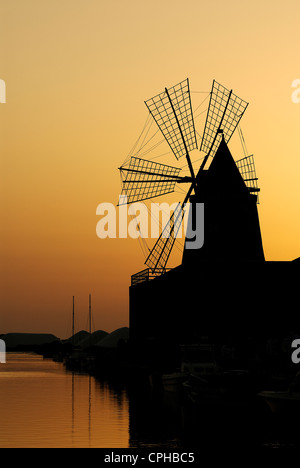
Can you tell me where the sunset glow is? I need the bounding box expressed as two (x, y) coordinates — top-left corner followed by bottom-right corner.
(0, 0), (299, 338)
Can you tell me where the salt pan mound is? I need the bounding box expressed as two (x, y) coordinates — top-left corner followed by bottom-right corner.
(95, 327), (129, 348)
(77, 330), (108, 348)
(2, 333), (59, 348)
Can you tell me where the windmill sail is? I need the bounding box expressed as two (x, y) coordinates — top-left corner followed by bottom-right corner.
(119, 157), (182, 205)
(145, 203), (184, 271)
(200, 80), (248, 160)
(145, 79), (197, 160)
(236, 154), (260, 201)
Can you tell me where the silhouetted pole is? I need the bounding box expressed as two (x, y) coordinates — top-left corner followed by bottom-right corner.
(89, 294), (92, 348)
(72, 296), (75, 346)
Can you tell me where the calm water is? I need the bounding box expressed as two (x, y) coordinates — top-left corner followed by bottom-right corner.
(0, 353), (129, 448)
(0, 353), (185, 448)
(1, 353), (299, 448)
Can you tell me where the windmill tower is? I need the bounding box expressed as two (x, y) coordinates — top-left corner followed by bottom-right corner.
(119, 79), (264, 279)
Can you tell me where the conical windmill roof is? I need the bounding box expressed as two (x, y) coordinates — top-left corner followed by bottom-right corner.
(204, 137), (249, 200)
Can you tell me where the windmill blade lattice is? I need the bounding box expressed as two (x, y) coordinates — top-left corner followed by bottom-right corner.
(236, 154), (260, 201)
(145, 79), (197, 160)
(145, 203), (184, 271)
(200, 80), (248, 160)
(119, 157), (182, 205)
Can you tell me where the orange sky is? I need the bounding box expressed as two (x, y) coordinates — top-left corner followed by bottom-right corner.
(0, 0), (299, 338)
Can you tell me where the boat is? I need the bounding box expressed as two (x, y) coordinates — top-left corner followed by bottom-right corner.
(183, 372), (257, 409)
(180, 344), (219, 377)
(258, 390), (300, 414)
(258, 372), (300, 413)
(182, 373), (228, 406)
(161, 372), (189, 392)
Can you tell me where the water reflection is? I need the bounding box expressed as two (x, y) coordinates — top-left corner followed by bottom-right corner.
(0, 354), (129, 448)
(1, 354), (299, 448)
(128, 386), (183, 448)
(128, 383), (300, 449)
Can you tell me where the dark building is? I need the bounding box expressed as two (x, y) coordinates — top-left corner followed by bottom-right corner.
(119, 78), (299, 371)
(129, 139), (299, 351)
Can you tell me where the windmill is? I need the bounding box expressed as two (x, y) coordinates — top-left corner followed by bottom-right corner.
(119, 78), (262, 281)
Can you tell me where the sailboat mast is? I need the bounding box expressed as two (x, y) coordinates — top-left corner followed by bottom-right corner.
(89, 294), (91, 335)
(89, 294), (92, 347)
(72, 296), (75, 346)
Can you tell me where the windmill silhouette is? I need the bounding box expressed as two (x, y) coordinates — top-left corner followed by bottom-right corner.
(119, 78), (264, 281)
